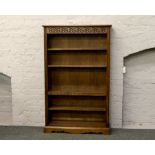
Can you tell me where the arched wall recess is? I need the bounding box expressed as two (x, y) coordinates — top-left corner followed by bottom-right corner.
(0, 73), (12, 125)
(123, 48), (155, 129)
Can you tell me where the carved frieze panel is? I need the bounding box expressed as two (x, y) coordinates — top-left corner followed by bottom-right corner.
(46, 26), (109, 34)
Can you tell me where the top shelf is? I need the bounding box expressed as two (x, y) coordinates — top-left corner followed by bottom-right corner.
(47, 48), (107, 51)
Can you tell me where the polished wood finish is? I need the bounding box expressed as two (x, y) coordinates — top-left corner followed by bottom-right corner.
(43, 25), (111, 134)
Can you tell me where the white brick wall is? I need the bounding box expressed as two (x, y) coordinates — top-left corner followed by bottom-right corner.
(0, 16), (155, 128)
(123, 49), (155, 129)
(0, 73), (12, 125)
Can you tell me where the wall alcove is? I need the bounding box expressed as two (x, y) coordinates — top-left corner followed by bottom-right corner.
(123, 48), (155, 129)
(0, 73), (12, 125)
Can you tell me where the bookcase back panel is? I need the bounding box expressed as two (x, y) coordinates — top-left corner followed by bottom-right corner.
(48, 96), (106, 108)
(48, 68), (106, 90)
(47, 34), (107, 49)
(48, 51), (107, 66)
(49, 111), (106, 122)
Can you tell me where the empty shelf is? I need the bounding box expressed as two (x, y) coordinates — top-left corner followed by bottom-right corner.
(48, 65), (107, 68)
(48, 106), (106, 112)
(47, 48), (107, 51)
(47, 120), (107, 128)
(48, 86), (107, 96)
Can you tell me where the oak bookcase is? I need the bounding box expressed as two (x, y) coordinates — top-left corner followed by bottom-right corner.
(43, 25), (111, 134)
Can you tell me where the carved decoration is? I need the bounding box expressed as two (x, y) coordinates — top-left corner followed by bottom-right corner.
(46, 26), (108, 34)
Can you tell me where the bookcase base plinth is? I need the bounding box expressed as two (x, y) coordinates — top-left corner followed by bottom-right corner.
(44, 126), (110, 135)
(44, 120), (110, 134)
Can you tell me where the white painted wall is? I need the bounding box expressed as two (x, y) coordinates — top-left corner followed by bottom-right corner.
(0, 15), (155, 128)
(123, 49), (155, 129)
(0, 73), (12, 125)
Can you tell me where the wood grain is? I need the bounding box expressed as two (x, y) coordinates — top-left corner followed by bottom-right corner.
(44, 25), (111, 134)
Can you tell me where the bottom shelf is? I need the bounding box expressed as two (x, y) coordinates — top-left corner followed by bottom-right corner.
(44, 120), (110, 134)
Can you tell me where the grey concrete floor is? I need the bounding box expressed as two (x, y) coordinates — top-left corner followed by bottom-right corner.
(0, 126), (155, 140)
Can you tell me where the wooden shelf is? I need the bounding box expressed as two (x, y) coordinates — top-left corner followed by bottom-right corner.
(48, 86), (107, 96)
(48, 120), (106, 128)
(48, 91), (106, 96)
(48, 65), (107, 68)
(48, 106), (106, 112)
(47, 48), (107, 51)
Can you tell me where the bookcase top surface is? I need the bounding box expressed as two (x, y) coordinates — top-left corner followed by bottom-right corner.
(43, 25), (112, 27)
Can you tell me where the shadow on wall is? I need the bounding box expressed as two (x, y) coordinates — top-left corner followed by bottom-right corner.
(0, 73), (12, 125)
(123, 48), (155, 129)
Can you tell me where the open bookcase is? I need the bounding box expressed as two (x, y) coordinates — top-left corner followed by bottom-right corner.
(43, 25), (111, 134)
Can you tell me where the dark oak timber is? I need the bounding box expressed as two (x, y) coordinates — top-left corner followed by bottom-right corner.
(43, 25), (111, 134)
